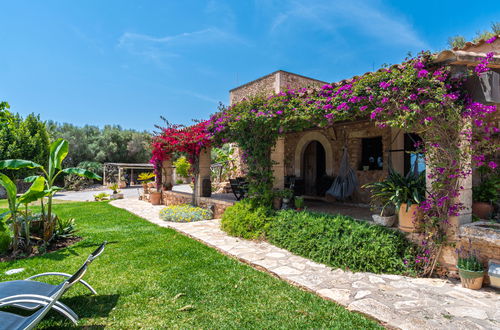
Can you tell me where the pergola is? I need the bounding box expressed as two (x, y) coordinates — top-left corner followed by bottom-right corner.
(103, 162), (154, 186)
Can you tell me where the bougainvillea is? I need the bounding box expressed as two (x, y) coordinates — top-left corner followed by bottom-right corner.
(152, 48), (498, 275)
(151, 120), (211, 198)
(206, 51), (498, 275)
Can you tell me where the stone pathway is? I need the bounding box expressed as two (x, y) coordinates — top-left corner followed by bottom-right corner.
(110, 199), (500, 330)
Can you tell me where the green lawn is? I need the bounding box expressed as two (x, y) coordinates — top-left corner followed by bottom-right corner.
(0, 202), (380, 329)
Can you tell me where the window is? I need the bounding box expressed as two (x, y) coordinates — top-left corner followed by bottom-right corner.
(404, 133), (425, 174)
(360, 137), (383, 170)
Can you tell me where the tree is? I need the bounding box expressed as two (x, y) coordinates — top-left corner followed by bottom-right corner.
(0, 112), (50, 180)
(448, 22), (500, 48)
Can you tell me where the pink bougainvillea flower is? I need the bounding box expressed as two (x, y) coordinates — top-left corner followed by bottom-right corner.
(417, 69), (429, 78)
(379, 81), (391, 89)
(485, 36), (497, 44)
(488, 161), (498, 170)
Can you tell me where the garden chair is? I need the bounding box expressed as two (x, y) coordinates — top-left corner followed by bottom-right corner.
(0, 262), (88, 330)
(229, 179), (247, 201)
(0, 242), (106, 325)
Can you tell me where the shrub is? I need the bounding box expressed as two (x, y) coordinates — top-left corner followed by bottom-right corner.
(94, 192), (110, 201)
(221, 200), (272, 239)
(0, 222), (11, 254)
(173, 156), (191, 178)
(159, 204), (212, 222)
(267, 210), (417, 274)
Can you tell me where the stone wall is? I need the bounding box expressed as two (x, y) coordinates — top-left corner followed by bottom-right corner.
(229, 70), (327, 105)
(283, 122), (392, 203)
(162, 190), (234, 219)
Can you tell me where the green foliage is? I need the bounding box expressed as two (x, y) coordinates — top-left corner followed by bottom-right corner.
(0, 112), (49, 179)
(221, 200), (272, 239)
(93, 192), (110, 201)
(0, 202), (379, 328)
(268, 210), (418, 274)
(159, 204), (212, 222)
(294, 196), (304, 209)
(448, 21), (499, 48)
(138, 172), (155, 183)
(0, 101), (12, 127)
(173, 156), (191, 178)
(78, 161), (103, 177)
(0, 139), (102, 242)
(472, 174), (500, 203)
(54, 217), (76, 239)
(364, 170), (425, 212)
(457, 254), (483, 272)
(108, 183), (120, 194)
(46, 121), (152, 167)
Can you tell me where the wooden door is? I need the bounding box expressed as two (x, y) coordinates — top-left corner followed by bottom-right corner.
(303, 142), (318, 195)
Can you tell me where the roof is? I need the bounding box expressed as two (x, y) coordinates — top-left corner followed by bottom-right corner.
(229, 70), (328, 92)
(434, 35), (500, 67)
(104, 163), (154, 168)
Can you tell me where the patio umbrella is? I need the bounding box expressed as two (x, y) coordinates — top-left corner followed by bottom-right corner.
(326, 147), (358, 200)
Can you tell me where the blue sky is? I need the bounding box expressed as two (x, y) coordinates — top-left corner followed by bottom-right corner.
(0, 1), (498, 131)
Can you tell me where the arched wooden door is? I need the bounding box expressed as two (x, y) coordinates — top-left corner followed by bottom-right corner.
(302, 141), (326, 196)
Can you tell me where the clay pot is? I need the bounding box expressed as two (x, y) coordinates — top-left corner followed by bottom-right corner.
(273, 197), (282, 210)
(150, 192), (162, 205)
(472, 202), (493, 220)
(398, 203), (421, 232)
(458, 268), (484, 290)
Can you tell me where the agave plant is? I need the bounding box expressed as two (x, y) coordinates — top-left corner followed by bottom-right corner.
(0, 139), (101, 242)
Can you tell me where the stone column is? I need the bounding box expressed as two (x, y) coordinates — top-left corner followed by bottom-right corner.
(390, 128), (405, 174)
(271, 137), (285, 189)
(196, 147), (212, 198)
(161, 160), (175, 189)
(117, 167), (122, 187)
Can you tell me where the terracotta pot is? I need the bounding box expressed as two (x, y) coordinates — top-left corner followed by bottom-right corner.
(472, 202), (493, 220)
(458, 268), (484, 290)
(150, 192), (162, 205)
(398, 203), (421, 232)
(273, 197), (282, 210)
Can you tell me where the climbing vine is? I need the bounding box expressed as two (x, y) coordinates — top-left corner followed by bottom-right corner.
(207, 50), (498, 274)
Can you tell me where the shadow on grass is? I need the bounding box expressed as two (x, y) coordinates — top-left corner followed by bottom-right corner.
(62, 293), (120, 318)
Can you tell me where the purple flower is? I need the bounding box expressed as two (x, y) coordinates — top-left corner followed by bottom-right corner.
(417, 69), (429, 78)
(379, 81), (391, 89)
(359, 105), (368, 111)
(486, 36), (497, 44)
(276, 110), (283, 115)
(413, 61), (425, 69)
(488, 161), (498, 170)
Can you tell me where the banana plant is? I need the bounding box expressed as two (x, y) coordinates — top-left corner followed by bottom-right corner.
(0, 138), (101, 242)
(0, 173), (46, 252)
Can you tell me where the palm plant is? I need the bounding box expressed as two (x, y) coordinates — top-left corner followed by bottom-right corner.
(0, 139), (101, 242)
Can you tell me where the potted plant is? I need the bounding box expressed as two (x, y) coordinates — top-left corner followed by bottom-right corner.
(138, 172), (155, 193)
(363, 178), (397, 227)
(294, 196), (305, 211)
(109, 183), (123, 200)
(365, 170), (425, 232)
(457, 249), (484, 290)
(280, 189), (294, 210)
(472, 174), (499, 219)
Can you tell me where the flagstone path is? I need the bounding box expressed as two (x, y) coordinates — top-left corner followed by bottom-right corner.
(110, 199), (500, 330)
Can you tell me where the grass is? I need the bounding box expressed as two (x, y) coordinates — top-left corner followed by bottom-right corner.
(0, 198), (75, 208)
(0, 202), (381, 329)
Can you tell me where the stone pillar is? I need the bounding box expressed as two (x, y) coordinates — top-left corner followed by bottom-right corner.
(161, 160), (175, 189)
(117, 167), (122, 187)
(196, 147), (212, 198)
(390, 128), (405, 174)
(271, 138), (285, 189)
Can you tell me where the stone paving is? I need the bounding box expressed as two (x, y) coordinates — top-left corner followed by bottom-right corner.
(110, 198), (500, 330)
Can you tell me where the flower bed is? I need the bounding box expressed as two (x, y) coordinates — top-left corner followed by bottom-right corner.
(159, 204), (213, 222)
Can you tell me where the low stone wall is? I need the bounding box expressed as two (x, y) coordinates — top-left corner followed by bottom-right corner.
(162, 190), (235, 219)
